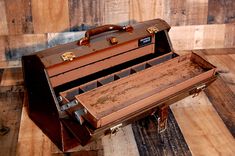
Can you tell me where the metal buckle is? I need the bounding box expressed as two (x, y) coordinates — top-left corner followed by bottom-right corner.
(61, 52), (75, 61)
(192, 84), (206, 97)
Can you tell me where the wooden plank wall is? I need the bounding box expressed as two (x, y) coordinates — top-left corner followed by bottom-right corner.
(0, 0), (234, 63)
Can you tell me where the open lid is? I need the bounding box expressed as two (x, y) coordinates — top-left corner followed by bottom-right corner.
(35, 19), (170, 77)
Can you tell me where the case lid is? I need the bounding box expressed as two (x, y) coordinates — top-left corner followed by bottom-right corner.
(35, 19), (170, 77)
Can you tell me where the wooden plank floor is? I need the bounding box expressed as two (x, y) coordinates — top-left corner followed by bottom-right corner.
(0, 48), (235, 156)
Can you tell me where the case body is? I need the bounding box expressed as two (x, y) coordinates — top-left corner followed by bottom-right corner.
(22, 19), (217, 151)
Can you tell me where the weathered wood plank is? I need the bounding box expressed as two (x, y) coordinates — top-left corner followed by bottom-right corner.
(171, 92), (235, 155)
(0, 0), (8, 35)
(205, 76), (235, 137)
(129, 0), (166, 23)
(31, 0), (70, 33)
(102, 125), (139, 156)
(7, 34), (47, 60)
(184, 0), (208, 25)
(5, 0), (33, 34)
(208, 0), (235, 24)
(0, 23), (233, 61)
(0, 92), (24, 156)
(224, 22), (235, 48)
(194, 48), (235, 55)
(103, 0), (130, 25)
(0, 60), (22, 69)
(204, 54), (235, 93)
(17, 100), (53, 156)
(130, 0), (208, 26)
(169, 23), (235, 50)
(68, 0), (104, 31)
(47, 31), (84, 48)
(18, 96), (103, 155)
(132, 110), (191, 156)
(0, 36), (8, 61)
(0, 68), (23, 87)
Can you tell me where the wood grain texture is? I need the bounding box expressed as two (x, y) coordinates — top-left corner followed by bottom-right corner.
(7, 34), (47, 60)
(208, 0), (235, 24)
(5, 0), (33, 34)
(103, 0), (130, 25)
(31, 0), (69, 33)
(47, 31), (84, 48)
(169, 23), (235, 51)
(0, 36), (8, 61)
(17, 101), (53, 156)
(204, 53), (235, 93)
(0, 92), (24, 156)
(102, 125), (139, 156)
(0, 0), (8, 35)
(0, 22), (233, 61)
(0, 68), (23, 87)
(205, 76), (235, 137)
(224, 22), (235, 48)
(129, 0), (166, 23)
(171, 92), (235, 155)
(0, 60), (21, 69)
(132, 110), (191, 156)
(18, 104), (104, 156)
(130, 0), (208, 26)
(68, 0), (104, 31)
(0, 0), (234, 35)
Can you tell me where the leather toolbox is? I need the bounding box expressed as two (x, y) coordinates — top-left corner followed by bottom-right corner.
(22, 19), (217, 151)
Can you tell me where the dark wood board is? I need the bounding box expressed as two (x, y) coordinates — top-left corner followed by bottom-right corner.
(4, 0), (33, 34)
(132, 109), (191, 156)
(31, 0), (70, 33)
(68, 0), (104, 31)
(208, 0), (235, 24)
(0, 92), (24, 156)
(204, 76), (235, 137)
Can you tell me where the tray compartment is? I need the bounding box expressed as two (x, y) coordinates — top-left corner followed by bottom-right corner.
(59, 52), (175, 101)
(73, 53), (216, 128)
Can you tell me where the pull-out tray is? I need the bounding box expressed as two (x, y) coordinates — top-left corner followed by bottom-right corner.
(69, 53), (216, 128)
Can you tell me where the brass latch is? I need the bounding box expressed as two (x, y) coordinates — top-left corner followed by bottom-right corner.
(192, 84), (206, 97)
(110, 123), (122, 134)
(147, 26), (159, 34)
(152, 105), (169, 133)
(61, 52), (76, 61)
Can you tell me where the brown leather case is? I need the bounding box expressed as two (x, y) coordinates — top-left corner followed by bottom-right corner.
(22, 19), (217, 152)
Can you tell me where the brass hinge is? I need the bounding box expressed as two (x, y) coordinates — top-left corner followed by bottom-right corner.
(61, 52), (76, 61)
(192, 84), (206, 97)
(147, 26), (159, 34)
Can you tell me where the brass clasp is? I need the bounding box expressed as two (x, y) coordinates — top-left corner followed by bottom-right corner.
(147, 26), (159, 34)
(61, 52), (76, 61)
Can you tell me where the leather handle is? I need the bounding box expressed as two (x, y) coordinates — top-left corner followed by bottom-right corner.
(78, 24), (133, 46)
